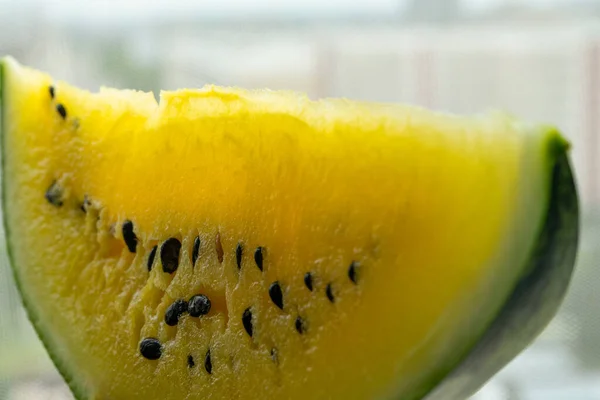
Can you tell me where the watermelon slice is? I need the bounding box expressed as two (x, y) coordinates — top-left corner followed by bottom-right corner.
(0, 57), (579, 400)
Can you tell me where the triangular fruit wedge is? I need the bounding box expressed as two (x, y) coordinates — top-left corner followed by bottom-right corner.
(0, 57), (578, 400)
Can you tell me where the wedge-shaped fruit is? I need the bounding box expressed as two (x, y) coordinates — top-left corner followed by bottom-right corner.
(0, 57), (578, 400)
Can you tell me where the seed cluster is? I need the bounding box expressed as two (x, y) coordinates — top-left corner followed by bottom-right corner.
(123, 218), (363, 369)
(48, 84), (68, 120)
(44, 86), (90, 213)
(46, 191), (363, 371)
(145, 289), (215, 372)
(238, 261), (360, 340)
(40, 89), (365, 375)
(164, 294), (212, 327)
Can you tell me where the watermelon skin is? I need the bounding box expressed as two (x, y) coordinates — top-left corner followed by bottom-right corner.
(0, 57), (579, 400)
(425, 152), (579, 399)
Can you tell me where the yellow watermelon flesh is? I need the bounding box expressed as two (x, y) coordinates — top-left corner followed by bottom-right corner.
(0, 57), (578, 400)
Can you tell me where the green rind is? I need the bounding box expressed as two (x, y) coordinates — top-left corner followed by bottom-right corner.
(0, 58), (87, 400)
(424, 150), (579, 399)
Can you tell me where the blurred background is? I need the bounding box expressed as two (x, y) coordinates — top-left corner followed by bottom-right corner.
(0, 0), (600, 399)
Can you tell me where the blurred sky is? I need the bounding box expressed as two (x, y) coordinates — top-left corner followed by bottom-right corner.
(2, 0), (593, 24)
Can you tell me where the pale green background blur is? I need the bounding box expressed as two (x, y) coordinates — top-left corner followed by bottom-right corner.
(1, 0), (600, 399)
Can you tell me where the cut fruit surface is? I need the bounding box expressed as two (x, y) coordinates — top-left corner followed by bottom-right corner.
(0, 57), (578, 400)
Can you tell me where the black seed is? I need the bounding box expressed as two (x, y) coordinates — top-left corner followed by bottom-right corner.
(188, 294), (211, 317)
(242, 307), (253, 337)
(80, 195), (91, 213)
(215, 232), (224, 263)
(348, 261), (359, 284)
(204, 349), (212, 374)
(147, 246), (157, 272)
(187, 354), (195, 368)
(122, 220), (138, 253)
(295, 317), (305, 334)
(165, 299), (188, 326)
(161, 238), (182, 274)
(235, 243), (243, 269)
(304, 272), (313, 292)
(44, 180), (63, 207)
(48, 85), (55, 99)
(140, 338), (162, 360)
(269, 281), (284, 310)
(56, 103), (67, 119)
(326, 283), (335, 303)
(254, 247), (264, 271)
(192, 236), (200, 267)
(271, 347), (279, 364)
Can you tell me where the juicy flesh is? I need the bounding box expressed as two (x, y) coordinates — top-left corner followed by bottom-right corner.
(2, 59), (558, 400)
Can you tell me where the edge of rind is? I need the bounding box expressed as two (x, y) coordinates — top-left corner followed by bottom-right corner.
(0, 57), (88, 400)
(423, 147), (579, 399)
